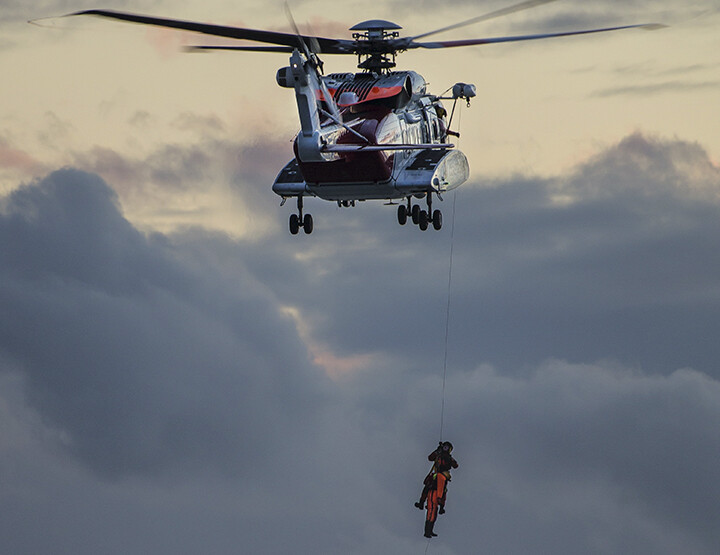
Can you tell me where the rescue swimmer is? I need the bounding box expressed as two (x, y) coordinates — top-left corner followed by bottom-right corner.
(415, 441), (458, 538)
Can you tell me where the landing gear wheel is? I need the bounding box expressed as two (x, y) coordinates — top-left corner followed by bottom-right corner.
(432, 210), (443, 231)
(289, 214), (300, 235)
(397, 204), (408, 225)
(419, 210), (429, 231)
(303, 213), (313, 234)
(411, 204), (420, 225)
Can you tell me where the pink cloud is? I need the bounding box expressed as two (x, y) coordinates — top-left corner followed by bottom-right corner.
(0, 138), (44, 175)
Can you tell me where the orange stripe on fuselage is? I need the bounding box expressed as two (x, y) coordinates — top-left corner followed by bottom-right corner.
(317, 86), (404, 106)
(365, 85), (403, 102)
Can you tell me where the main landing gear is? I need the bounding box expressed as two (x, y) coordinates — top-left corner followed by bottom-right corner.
(397, 194), (442, 231)
(289, 195), (313, 235)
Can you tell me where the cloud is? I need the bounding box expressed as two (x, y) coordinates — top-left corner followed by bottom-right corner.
(593, 79), (720, 97)
(2, 132), (720, 553)
(0, 168), (325, 479)
(225, 133), (720, 381)
(586, 58), (720, 97)
(384, 0), (679, 34)
(0, 137), (46, 176)
(3, 351), (719, 552)
(69, 128), (291, 235)
(441, 360), (720, 554)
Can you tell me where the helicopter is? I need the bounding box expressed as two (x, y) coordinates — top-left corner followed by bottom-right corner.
(65, 1), (664, 235)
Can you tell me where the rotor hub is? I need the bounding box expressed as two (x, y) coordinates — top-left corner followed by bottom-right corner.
(350, 20), (403, 72)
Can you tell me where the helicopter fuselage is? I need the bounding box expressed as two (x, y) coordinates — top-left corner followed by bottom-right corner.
(272, 68), (470, 203)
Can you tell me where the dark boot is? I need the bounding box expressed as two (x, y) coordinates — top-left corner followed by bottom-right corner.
(414, 501), (424, 510)
(424, 520), (437, 538)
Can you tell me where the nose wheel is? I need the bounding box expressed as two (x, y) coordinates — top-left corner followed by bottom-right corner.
(289, 196), (313, 235)
(397, 194), (442, 231)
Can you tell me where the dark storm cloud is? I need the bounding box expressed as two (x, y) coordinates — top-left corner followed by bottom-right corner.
(3, 131), (720, 553)
(0, 168), (325, 478)
(322, 355), (720, 553)
(440, 133), (720, 375)
(438, 360), (720, 554)
(240, 133), (720, 380)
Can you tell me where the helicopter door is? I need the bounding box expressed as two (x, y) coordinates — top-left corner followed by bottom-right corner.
(420, 109), (434, 143)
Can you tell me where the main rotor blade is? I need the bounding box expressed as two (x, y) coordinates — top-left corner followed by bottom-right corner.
(186, 45), (294, 53)
(71, 9), (354, 54)
(412, 23), (666, 49)
(408, 0), (557, 42)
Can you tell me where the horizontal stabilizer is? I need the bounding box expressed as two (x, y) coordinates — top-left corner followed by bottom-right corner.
(323, 143), (454, 152)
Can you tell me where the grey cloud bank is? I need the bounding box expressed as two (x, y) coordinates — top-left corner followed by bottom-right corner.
(2, 132), (720, 553)
(0, 169), (324, 479)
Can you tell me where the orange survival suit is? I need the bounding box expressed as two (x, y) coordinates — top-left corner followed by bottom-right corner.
(416, 441), (458, 538)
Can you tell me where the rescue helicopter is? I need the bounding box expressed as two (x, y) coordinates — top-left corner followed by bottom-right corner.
(65, 1), (663, 234)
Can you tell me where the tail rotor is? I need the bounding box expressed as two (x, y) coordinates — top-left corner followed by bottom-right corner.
(284, 3), (341, 123)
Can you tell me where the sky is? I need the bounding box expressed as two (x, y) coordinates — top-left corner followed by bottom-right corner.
(1, 1), (720, 553)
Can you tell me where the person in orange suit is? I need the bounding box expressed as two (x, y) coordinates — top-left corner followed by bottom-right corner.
(415, 441), (458, 538)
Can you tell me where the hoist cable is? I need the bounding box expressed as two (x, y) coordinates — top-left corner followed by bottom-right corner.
(424, 104), (463, 555)
(438, 101), (462, 442)
(439, 189), (457, 442)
